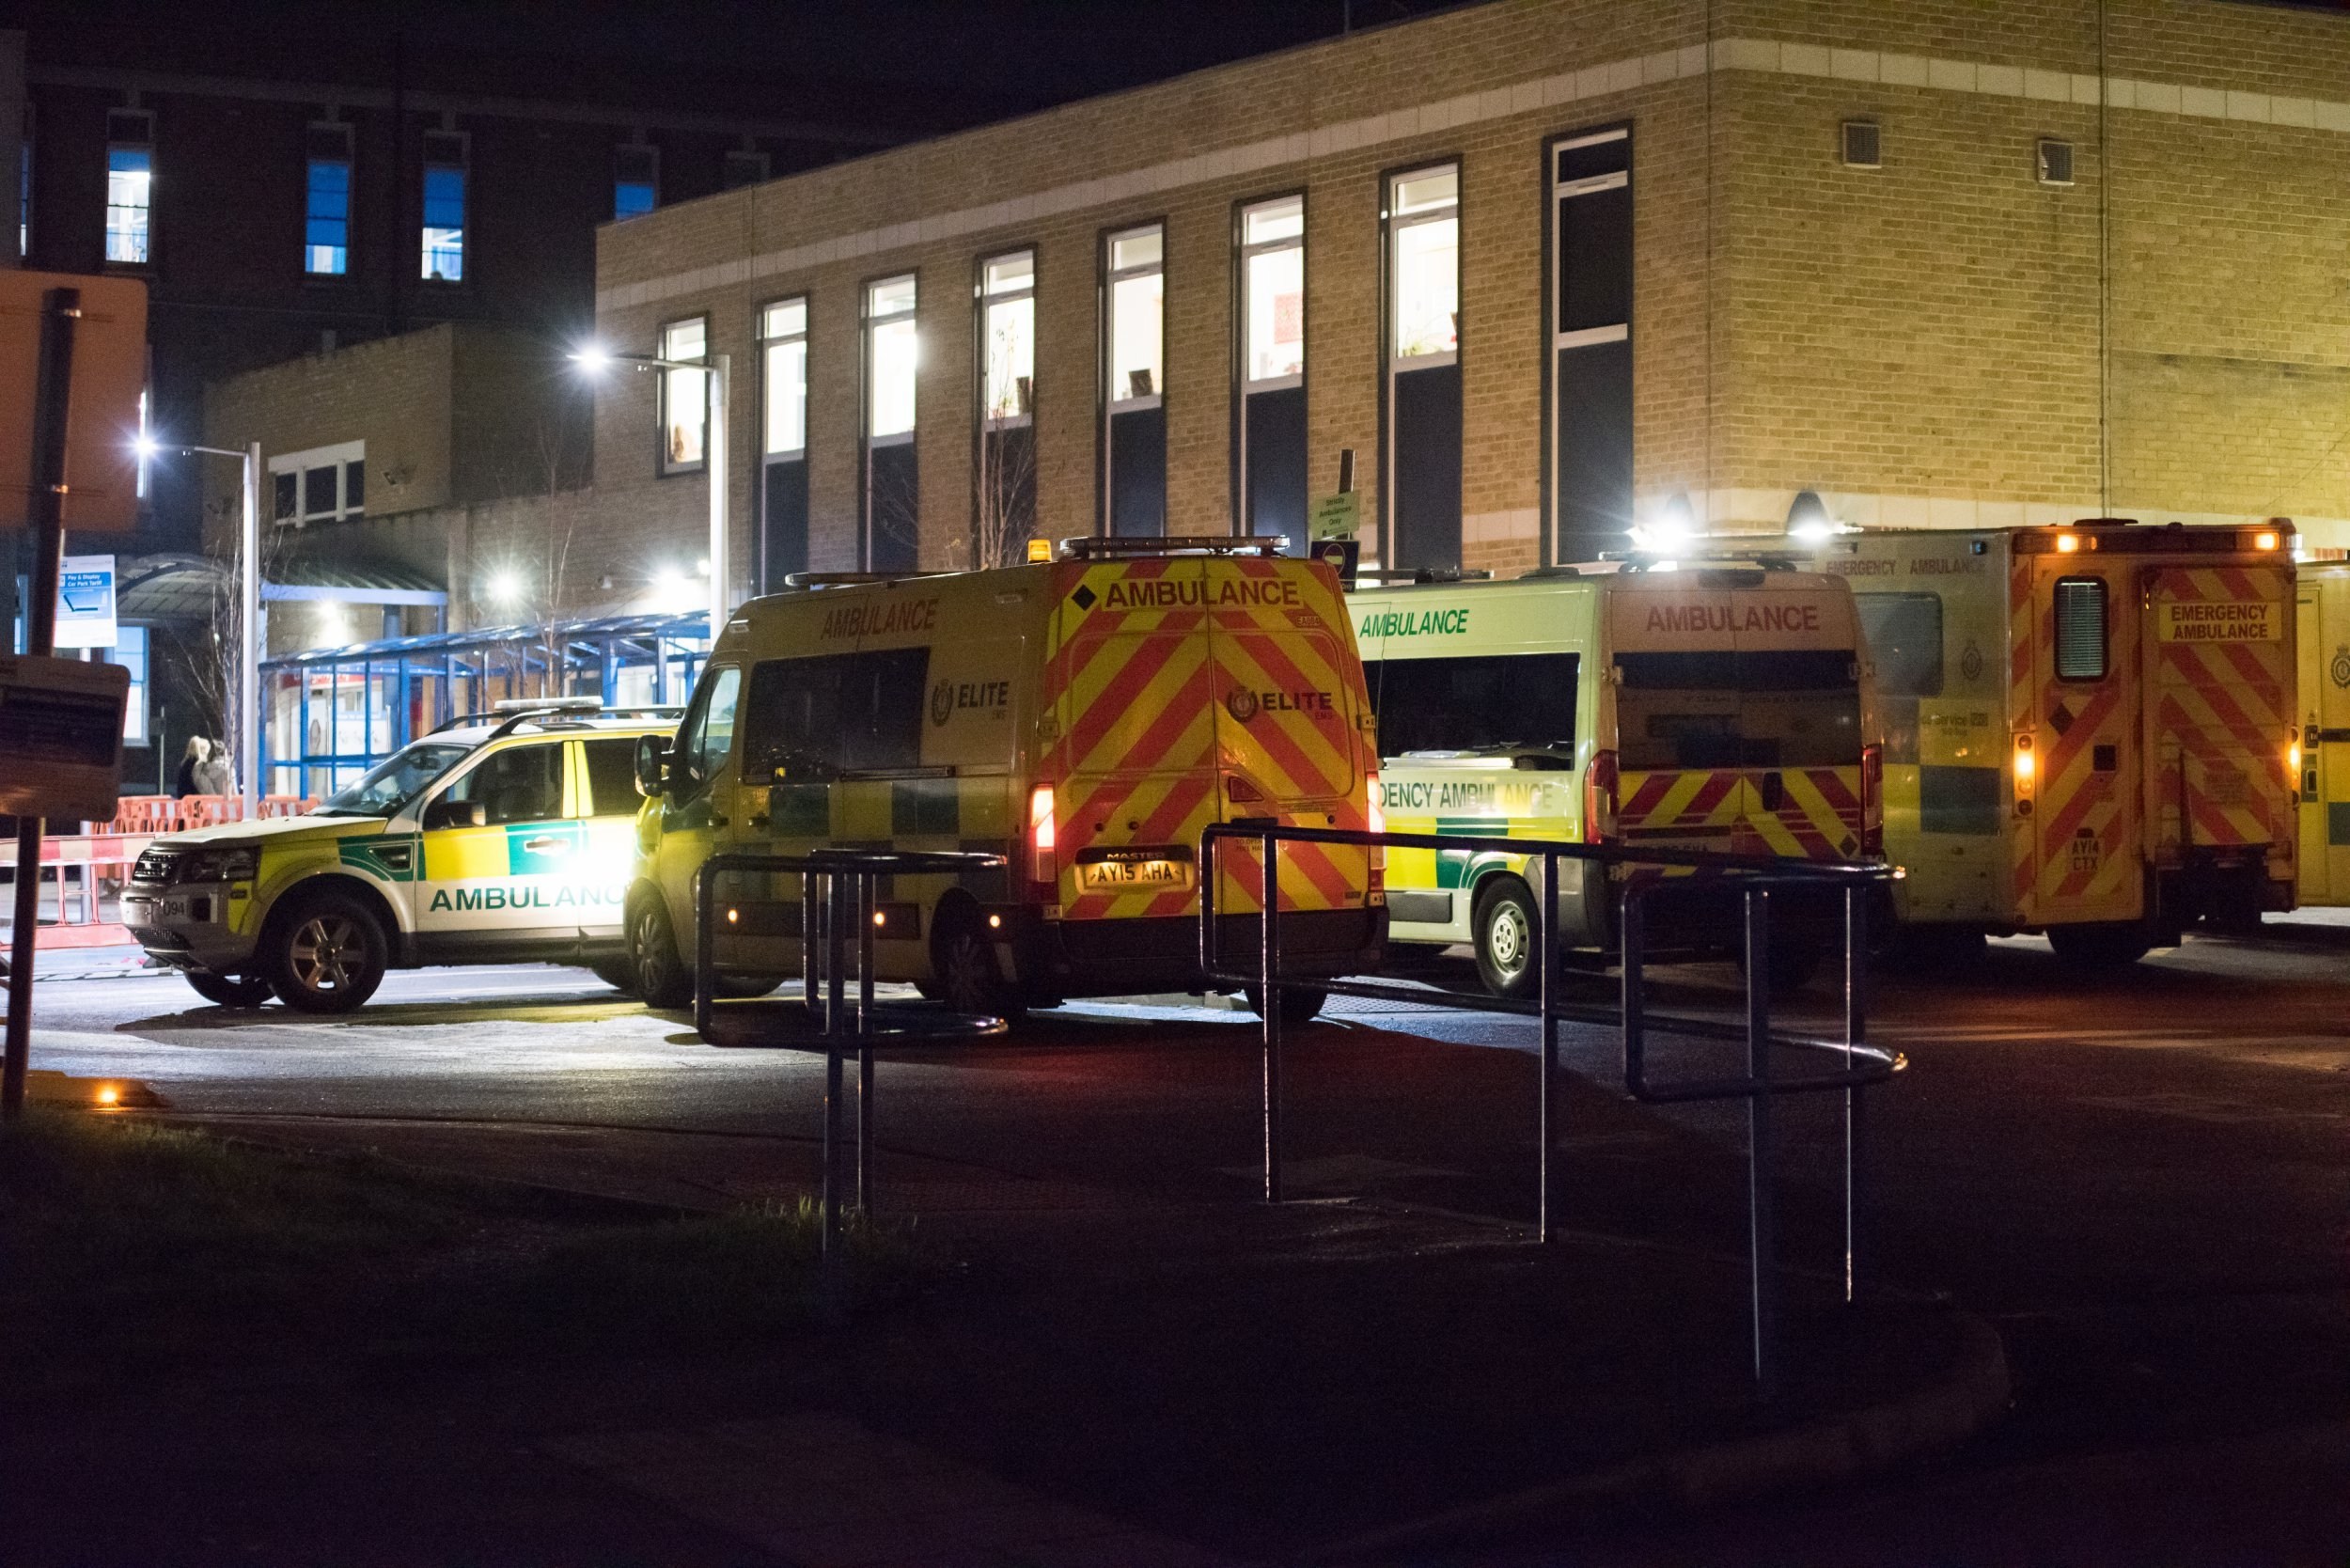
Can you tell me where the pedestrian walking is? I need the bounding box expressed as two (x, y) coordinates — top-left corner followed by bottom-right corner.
(195, 740), (235, 798)
(173, 736), (210, 799)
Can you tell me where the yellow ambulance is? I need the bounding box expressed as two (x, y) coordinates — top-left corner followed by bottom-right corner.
(1779, 520), (2296, 964)
(2293, 556), (2350, 902)
(1350, 563), (1881, 996)
(625, 539), (1386, 1021)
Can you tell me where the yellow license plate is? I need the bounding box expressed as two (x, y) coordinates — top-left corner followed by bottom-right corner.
(1077, 857), (1193, 891)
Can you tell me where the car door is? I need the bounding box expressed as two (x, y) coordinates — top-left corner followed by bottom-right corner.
(576, 734), (649, 938)
(654, 666), (743, 952)
(415, 739), (579, 946)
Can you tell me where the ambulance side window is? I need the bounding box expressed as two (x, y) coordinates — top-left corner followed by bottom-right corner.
(2053, 578), (2107, 681)
(1856, 593), (1942, 697)
(441, 743), (563, 825)
(674, 666), (743, 796)
(741, 648), (930, 778)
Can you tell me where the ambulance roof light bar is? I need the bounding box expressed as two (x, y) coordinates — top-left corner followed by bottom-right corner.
(1351, 566), (1494, 584)
(1055, 536), (1288, 560)
(776, 571), (951, 590)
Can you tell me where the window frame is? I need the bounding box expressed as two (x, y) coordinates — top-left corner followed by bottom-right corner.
(1236, 192), (1306, 393)
(1541, 120), (1634, 567)
(1103, 222), (1164, 413)
(303, 120), (353, 278)
(103, 108), (154, 270)
(759, 294), (809, 461)
(266, 440), (366, 526)
(977, 246), (1037, 431)
(2052, 575), (2109, 682)
(656, 314), (711, 478)
(862, 272), (919, 450)
(1385, 162), (1460, 370)
(418, 129), (469, 284)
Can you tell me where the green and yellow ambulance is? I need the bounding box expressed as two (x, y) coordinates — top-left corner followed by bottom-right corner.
(118, 701), (680, 1011)
(1351, 563), (1881, 996)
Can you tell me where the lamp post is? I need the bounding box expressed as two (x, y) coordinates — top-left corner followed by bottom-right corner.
(136, 438), (261, 814)
(571, 345), (731, 646)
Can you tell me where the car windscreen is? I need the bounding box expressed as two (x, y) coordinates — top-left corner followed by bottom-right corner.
(315, 742), (473, 817)
(1614, 650), (1860, 769)
(1365, 652), (1579, 757)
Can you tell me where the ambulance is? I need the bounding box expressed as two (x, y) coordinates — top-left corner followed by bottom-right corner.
(2293, 557), (2350, 903)
(1778, 520), (2296, 963)
(1350, 563), (1881, 996)
(625, 539), (1386, 1021)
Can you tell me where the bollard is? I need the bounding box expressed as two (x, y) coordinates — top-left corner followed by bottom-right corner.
(1744, 886), (1778, 1398)
(1261, 827), (1282, 1206)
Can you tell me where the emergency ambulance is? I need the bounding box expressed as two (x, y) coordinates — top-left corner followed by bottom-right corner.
(118, 701), (680, 1011)
(625, 538), (1386, 1021)
(2293, 556), (2350, 903)
(1351, 563), (1881, 996)
(1780, 520), (2296, 963)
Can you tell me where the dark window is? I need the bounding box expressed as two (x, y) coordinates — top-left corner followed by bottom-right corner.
(1558, 185), (1631, 333)
(581, 738), (639, 816)
(742, 648), (932, 779)
(2054, 577), (2107, 680)
(1856, 593), (1944, 697)
(1614, 650), (1860, 769)
(304, 465), (336, 517)
(343, 459), (365, 511)
(672, 665), (741, 794)
(1556, 137), (1629, 184)
(442, 743), (563, 825)
(273, 472), (297, 522)
(1365, 652), (1579, 757)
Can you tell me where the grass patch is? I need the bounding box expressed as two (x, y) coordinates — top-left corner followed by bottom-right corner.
(0, 1109), (937, 1387)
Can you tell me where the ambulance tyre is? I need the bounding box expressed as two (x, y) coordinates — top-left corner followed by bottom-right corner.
(1243, 984), (1329, 1027)
(932, 902), (1023, 1022)
(1472, 877), (1542, 1000)
(2044, 922), (2153, 970)
(185, 971), (274, 1009)
(629, 893), (695, 1009)
(262, 890), (388, 1013)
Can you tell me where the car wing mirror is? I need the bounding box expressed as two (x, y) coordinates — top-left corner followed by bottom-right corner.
(634, 735), (672, 797)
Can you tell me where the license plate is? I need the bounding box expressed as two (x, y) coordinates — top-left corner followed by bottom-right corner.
(1077, 857), (1193, 892)
(133, 898), (192, 922)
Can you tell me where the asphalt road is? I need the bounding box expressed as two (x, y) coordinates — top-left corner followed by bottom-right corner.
(18, 924), (2350, 1564)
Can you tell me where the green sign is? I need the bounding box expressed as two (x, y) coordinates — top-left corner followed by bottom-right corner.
(1308, 491), (1362, 541)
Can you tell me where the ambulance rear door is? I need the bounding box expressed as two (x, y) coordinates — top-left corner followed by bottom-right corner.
(2296, 567), (2350, 902)
(2017, 555), (2142, 925)
(2142, 561), (2294, 866)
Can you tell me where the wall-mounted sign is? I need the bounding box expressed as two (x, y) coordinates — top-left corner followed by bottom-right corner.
(54, 555), (118, 650)
(1308, 491), (1362, 541)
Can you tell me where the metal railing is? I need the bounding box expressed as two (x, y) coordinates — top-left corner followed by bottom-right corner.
(1198, 823), (1905, 1389)
(693, 848), (1006, 1314)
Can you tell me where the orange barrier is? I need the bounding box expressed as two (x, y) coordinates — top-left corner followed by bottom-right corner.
(0, 833), (159, 949)
(99, 794), (316, 836)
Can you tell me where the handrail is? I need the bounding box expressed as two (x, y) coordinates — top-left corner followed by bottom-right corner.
(1198, 819), (1905, 1391)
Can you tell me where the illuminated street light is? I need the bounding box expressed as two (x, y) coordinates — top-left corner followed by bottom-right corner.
(487, 569), (525, 606)
(572, 341), (730, 642)
(133, 434), (262, 814)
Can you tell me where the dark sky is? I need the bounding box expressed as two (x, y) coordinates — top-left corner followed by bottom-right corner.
(8, 0), (1470, 132)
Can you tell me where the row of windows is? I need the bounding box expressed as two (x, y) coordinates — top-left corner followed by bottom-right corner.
(86, 108), (770, 282)
(647, 155), (1491, 578)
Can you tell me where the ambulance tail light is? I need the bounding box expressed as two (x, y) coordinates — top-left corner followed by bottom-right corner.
(1859, 744), (1884, 858)
(1026, 783), (1058, 901)
(1583, 750), (1620, 843)
(2013, 734), (2036, 816)
(1364, 771), (1386, 901)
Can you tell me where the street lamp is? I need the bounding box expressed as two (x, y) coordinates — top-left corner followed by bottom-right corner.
(570, 343), (730, 648)
(134, 435), (262, 815)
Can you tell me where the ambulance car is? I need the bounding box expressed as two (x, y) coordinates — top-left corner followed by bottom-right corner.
(625, 538), (1386, 1021)
(1784, 520), (2296, 963)
(1350, 563), (1881, 996)
(118, 701), (680, 1011)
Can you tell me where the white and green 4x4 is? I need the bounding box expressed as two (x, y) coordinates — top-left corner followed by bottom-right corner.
(120, 702), (680, 1012)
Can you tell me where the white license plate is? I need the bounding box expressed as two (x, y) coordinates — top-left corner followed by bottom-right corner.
(133, 897), (193, 921)
(1077, 857), (1193, 892)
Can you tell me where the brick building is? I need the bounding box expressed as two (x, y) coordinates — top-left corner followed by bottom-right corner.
(534, 0), (2350, 610)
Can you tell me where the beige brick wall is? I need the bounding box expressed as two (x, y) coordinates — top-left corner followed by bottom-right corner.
(518, 0), (2350, 605)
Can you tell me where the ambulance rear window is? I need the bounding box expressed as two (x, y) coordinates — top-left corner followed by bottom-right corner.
(1364, 652), (1578, 756)
(1615, 650), (1859, 770)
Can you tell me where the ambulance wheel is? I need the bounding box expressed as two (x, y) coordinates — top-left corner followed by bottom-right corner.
(932, 904), (1022, 1022)
(1243, 984), (1329, 1027)
(184, 971), (274, 1009)
(1473, 877), (1542, 1000)
(2045, 922), (2152, 970)
(629, 895), (694, 1009)
(1733, 939), (1826, 996)
(263, 893), (387, 1014)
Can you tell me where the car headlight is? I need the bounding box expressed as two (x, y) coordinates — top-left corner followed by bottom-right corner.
(180, 847), (258, 883)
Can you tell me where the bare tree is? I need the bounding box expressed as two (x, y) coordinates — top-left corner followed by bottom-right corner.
(972, 311), (1038, 568)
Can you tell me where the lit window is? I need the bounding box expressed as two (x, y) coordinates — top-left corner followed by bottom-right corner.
(658, 317), (709, 473)
(111, 625), (149, 745)
(305, 123), (352, 275)
(1389, 166), (1457, 362)
(723, 149), (769, 190)
(761, 298), (807, 457)
(980, 249), (1034, 425)
(615, 143), (658, 221)
(105, 110), (152, 267)
(1242, 196), (1304, 386)
(866, 274), (917, 442)
(1106, 225), (1162, 407)
(419, 131), (466, 282)
(267, 441), (366, 526)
